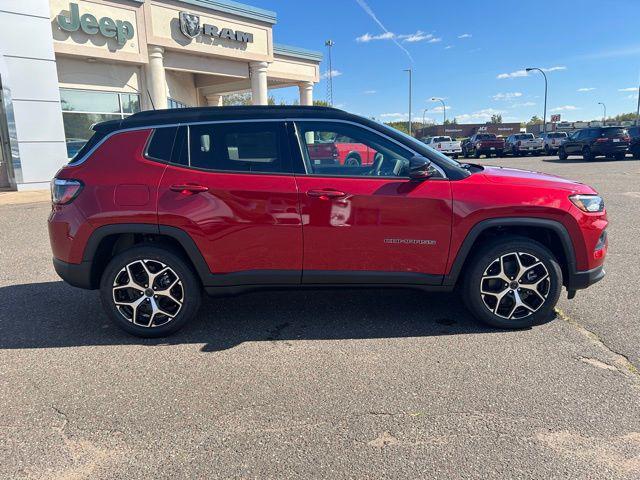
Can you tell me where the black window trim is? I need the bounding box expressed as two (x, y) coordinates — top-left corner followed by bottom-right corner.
(145, 120), (296, 177)
(291, 119), (448, 180)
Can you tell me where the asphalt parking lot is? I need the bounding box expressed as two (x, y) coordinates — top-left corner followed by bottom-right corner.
(1, 154), (639, 479)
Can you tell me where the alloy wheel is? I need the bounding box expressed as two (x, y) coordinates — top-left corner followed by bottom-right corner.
(112, 259), (184, 327)
(480, 252), (550, 320)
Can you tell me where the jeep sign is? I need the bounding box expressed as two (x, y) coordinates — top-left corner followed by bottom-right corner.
(57, 3), (134, 46)
(178, 11), (254, 44)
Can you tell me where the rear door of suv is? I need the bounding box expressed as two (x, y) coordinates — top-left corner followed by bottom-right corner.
(155, 121), (303, 286)
(291, 120), (452, 285)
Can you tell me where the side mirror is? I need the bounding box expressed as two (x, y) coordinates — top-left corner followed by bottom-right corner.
(409, 155), (433, 180)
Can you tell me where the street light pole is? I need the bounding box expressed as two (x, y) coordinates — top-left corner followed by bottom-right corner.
(598, 102), (607, 124)
(404, 69), (412, 136)
(325, 40), (335, 106)
(431, 97), (446, 126)
(636, 80), (640, 126)
(526, 67), (548, 133)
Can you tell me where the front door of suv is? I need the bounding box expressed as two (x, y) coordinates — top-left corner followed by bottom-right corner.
(156, 121), (303, 286)
(293, 121), (452, 284)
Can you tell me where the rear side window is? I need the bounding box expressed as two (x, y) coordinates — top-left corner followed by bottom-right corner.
(182, 122), (289, 174)
(602, 127), (627, 137)
(67, 130), (106, 164)
(146, 127), (178, 162)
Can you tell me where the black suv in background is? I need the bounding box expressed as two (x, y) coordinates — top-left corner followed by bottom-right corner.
(628, 126), (640, 159)
(559, 127), (630, 161)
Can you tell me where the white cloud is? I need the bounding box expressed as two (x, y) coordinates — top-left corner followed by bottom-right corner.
(380, 112), (409, 119)
(550, 105), (579, 112)
(497, 65), (566, 79)
(542, 66), (567, 72)
(512, 101), (536, 108)
(354, 0), (413, 61)
(458, 33), (472, 39)
(456, 108), (504, 122)
(363, 90), (377, 94)
(619, 87), (637, 92)
(356, 32), (395, 42)
(398, 31), (434, 43)
(493, 92), (523, 101)
(577, 87), (596, 92)
(321, 69), (342, 80)
(626, 94), (638, 100)
(497, 69), (528, 79)
(444, 45), (453, 50)
(357, 30), (439, 44)
(430, 105), (451, 113)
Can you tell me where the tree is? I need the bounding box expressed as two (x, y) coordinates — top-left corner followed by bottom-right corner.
(490, 114), (503, 124)
(313, 100), (330, 107)
(527, 115), (543, 125)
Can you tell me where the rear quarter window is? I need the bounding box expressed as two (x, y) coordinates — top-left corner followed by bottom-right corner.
(146, 127), (178, 162)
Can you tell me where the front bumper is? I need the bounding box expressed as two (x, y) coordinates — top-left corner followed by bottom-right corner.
(53, 257), (95, 290)
(566, 264), (605, 291)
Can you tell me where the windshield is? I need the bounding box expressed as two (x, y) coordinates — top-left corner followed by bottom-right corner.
(515, 134), (534, 140)
(434, 136), (451, 142)
(477, 134), (496, 140)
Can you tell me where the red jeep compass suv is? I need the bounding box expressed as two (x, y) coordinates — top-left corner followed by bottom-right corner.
(48, 106), (607, 337)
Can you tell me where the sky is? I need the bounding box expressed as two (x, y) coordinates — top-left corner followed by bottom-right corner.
(247, 0), (640, 124)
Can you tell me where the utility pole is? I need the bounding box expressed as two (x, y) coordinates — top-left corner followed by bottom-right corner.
(404, 68), (412, 136)
(325, 40), (335, 106)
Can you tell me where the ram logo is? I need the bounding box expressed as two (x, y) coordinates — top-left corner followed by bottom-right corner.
(179, 12), (201, 39)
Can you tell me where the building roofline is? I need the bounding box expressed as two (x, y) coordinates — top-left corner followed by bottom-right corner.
(172, 0), (277, 25)
(274, 43), (323, 62)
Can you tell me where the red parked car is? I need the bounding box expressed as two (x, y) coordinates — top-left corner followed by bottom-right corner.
(307, 134), (377, 166)
(49, 106), (607, 337)
(462, 133), (505, 158)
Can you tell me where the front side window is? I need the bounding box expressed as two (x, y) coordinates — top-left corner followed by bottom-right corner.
(60, 88), (141, 159)
(178, 122), (287, 174)
(296, 121), (414, 178)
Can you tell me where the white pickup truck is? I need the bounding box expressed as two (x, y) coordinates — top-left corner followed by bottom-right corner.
(423, 136), (462, 158)
(505, 133), (544, 156)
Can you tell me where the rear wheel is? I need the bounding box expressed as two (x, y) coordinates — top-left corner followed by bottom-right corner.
(474, 149), (481, 159)
(344, 154), (361, 167)
(614, 152), (625, 160)
(582, 146), (594, 161)
(100, 245), (201, 337)
(463, 236), (562, 329)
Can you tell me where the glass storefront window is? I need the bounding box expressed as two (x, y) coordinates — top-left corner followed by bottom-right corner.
(168, 98), (188, 109)
(60, 88), (141, 158)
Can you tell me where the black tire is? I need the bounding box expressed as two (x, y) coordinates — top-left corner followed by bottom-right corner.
(497, 150), (504, 157)
(474, 149), (481, 159)
(614, 152), (625, 160)
(558, 147), (568, 160)
(100, 245), (202, 337)
(462, 236), (562, 329)
(463, 149), (470, 159)
(632, 147), (640, 160)
(582, 146), (594, 161)
(544, 145), (550, 156)
(344, 155), (361, 167)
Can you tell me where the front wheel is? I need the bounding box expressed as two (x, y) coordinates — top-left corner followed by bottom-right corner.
(583, 146), (594, 161)
(474, 149), (481, 159)
(558, 147), (568, 160)
(614, 152), (625, 160)
(462, 236), (562, 329)
(100, 245), (202, 337)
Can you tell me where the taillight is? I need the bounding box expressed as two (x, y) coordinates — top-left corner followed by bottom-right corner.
(595, 138), (609, 143)
(331, 144), (338, 158)
(622, 136), (630, 142)
(51, 178), (83, 205)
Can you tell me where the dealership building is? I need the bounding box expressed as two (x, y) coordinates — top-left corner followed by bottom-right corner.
(418, 123), (522, 139)
(0, 0), (322, 190)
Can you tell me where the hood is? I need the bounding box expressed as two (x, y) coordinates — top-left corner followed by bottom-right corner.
(481, 166), (597, 194)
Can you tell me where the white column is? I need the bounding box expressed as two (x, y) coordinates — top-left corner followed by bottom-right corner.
(205, 94), (223, 107)
(145, 45), (167, 110)
(249, 61), (269, 105)
(299, 81), (314, 106)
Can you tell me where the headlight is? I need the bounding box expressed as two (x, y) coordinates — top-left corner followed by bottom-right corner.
(569, 194), (605, 213)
